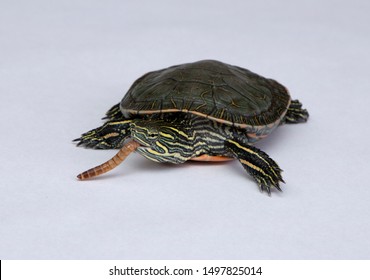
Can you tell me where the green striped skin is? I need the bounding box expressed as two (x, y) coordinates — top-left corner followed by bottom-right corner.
(131, 114), (234, 164)
(131, 113), (284, 193)
(75, 111), (287, 193)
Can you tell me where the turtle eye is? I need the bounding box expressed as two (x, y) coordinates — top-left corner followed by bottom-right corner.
(148, 132), (158, 138)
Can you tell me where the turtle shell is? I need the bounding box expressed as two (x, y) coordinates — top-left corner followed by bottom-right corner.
(120, 60), (290, 128)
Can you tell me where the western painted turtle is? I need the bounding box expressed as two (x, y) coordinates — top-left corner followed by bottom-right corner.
(74, 60), (308, 194)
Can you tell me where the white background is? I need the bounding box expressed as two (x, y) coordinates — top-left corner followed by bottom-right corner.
(1, 0), (370, 259)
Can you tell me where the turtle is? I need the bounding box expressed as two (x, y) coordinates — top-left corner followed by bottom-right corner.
(74, 60), (308, 194)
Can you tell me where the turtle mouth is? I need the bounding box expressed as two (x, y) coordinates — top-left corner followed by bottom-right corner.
(130, 136), (150, 148)
(132, 139), (151, 152)
(133, 138), (165, 156)
(137, 145), (149, 150)
(135, 142), (163, 163)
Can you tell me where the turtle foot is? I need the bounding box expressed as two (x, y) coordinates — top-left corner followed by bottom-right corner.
(74, 120), (131, 149)
(284, 99), (309, 124)
(225, 139), (284, 195)
(255, 171), (284, 196)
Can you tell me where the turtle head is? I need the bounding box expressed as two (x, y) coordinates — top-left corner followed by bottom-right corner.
(130, 118), (194, 164)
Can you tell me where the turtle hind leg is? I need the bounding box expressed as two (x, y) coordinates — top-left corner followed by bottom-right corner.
(103, 103), (124, 121)
(284, 99), (309, 124)
(225, 139), (284, 195)
(74, 119), (132, 149)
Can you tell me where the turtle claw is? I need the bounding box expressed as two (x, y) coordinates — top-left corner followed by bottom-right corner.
(73, 132), (106, 149)
(258, 184), (272, 196)
(255, 176), (283, 195)
(274, 184), (283, 192)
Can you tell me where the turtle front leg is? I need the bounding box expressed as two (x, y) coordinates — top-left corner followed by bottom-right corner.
(225, 139), (284, 194)
(74, 119), (132, 149)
